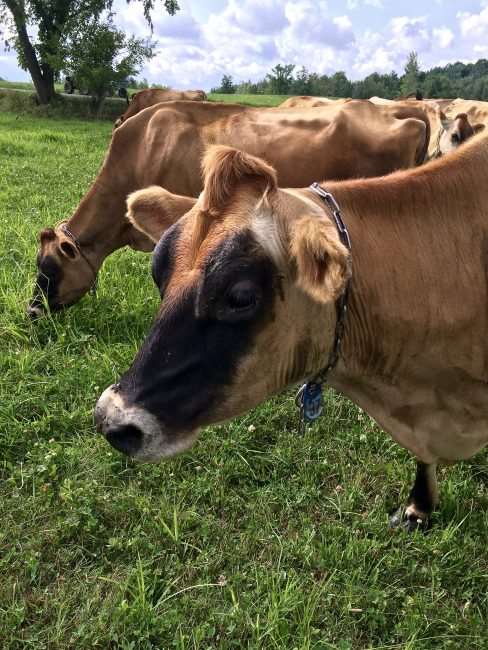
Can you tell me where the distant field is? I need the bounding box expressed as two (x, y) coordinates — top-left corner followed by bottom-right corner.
(1, 110), (488, 648)
(209, 93), (289, 106)
(0, 80), (289, 109)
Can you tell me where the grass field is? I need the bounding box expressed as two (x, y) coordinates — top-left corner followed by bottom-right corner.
(0, 80), (288, 110)
(1, 110), (488, 649)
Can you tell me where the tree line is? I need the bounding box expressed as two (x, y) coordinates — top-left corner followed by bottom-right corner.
(213, 53), (488, 100)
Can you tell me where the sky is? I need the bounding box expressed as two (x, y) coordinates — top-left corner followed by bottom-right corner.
(1, 1), (488, 90)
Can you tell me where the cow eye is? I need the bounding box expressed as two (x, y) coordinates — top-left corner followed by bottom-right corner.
(228, 282), (257, 309)
(451, 132), (460, 143)
(219, 280), (261, 321)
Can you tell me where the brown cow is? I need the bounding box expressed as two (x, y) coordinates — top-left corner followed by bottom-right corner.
(438, 100), (488, 154)
(29, 100), (430, 317)
(369, 98), (447, 159)
(113, 88), (207, 128)
(96, 130), (488, 530)
(279, 96), (351, 108)
(439, 112), (486, 155)
(443, 98), (488, 125)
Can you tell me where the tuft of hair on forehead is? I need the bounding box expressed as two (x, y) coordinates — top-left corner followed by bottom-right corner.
(40, 228), (57, 245)
(200, 145), (277, 216)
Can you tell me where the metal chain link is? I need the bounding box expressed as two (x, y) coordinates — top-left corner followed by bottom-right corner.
(308, 182), (352, 385)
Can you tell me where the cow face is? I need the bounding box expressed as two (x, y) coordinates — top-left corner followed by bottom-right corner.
(28, 226), (97, 318)
(439, 113), (485, 155)
(95, 146), (351, 461)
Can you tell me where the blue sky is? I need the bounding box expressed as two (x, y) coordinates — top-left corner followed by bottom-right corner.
(1, 1), (488, 90)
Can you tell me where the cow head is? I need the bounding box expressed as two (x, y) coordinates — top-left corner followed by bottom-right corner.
(439, 113), (485, 155)
(28, 225), (98, 318)
(95, 146), (351, 461)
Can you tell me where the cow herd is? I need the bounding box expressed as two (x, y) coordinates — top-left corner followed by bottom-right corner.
(29, 89), (488, 530)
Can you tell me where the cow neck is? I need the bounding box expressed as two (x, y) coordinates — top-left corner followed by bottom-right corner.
(321, 132), (488, 380)
(65, 178), (134, 265)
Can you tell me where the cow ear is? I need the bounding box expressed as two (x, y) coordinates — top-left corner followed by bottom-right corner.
(290, 214), (351, 303)
(200, 145), (277, 215)
(474, 123), (485, 135)
(127, 186), (196, 243)
(40, 228), (56, 246)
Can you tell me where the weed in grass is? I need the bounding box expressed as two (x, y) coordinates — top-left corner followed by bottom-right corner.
(0, 111), (488, 648)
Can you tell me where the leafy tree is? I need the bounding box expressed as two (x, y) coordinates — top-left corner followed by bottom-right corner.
(266, 63), (295, 94)
(0, 0), (179, 104)
(292, 66), (312, 95)
(62, 17), (153, 112)
(401, 51), (420, 97)
(352, 71), (400, 99)
(329, 71), (352, 98)
(214, 74), (235, 94)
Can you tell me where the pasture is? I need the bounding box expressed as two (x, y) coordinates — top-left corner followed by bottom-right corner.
(1, 110), (488, 649)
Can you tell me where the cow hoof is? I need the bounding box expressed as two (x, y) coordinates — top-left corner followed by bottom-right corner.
(388, 507), (430, 533)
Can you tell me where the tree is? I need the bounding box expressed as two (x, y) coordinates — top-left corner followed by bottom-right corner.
(0, 0), (179, 104)
(266, 64), (295, 95)
(329, 71), (352, 98)
(292, 66), (312, 95)
(401, 51), (420, 97)
(62, 17), (153, 112)
(216, 74), (235, 94)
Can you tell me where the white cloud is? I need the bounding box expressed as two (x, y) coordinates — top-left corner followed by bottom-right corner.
(458, 6), (488, 39)
(433, 26), (454, 49)
(282, 1), (354, 49)
(224, 0), (287, 35)
(334, 15), (353, 30)
(3, 0), (483, 90)
(389, 16), (430, 54)
(352, 30), (395, 76)
(347, 0), (383, 8)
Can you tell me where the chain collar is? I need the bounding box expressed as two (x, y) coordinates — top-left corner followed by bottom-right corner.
(295, 182), (352, 434)
(59, 224), (99, 295)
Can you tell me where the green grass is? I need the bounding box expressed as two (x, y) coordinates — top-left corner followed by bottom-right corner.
(208, 93), (289, 107)
(1, 110), (488, 649)
(0, 80), (289, 108)
(0, 86), (286, 122)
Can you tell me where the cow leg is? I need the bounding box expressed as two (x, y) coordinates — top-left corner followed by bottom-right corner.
(389, 461), (438, 532)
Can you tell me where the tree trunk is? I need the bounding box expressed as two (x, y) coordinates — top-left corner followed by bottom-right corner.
(5, 1), (56, 104)
(91, 92), (106, 118)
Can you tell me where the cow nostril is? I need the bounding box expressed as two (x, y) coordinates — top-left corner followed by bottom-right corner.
(105, 425), (143, 456)
(27, 304), (45, 320)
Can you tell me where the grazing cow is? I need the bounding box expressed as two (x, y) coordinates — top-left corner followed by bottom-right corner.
(443, 99), (488, 126)
(439, 112), (486, 155)
(279, 96), (351, 108)
(96, 129), (488, 530)
(29, 100), (430, 317)
(437, 100), (488, 154)
(113, 88), (207, 128)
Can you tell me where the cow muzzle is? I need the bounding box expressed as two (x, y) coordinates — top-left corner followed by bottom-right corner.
(94, 384), (198, 461)
(27, 303), (45, 320)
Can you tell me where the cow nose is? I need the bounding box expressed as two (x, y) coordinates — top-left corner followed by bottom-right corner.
(105, 424), (143, 456)
(27, 304), (45, 320)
